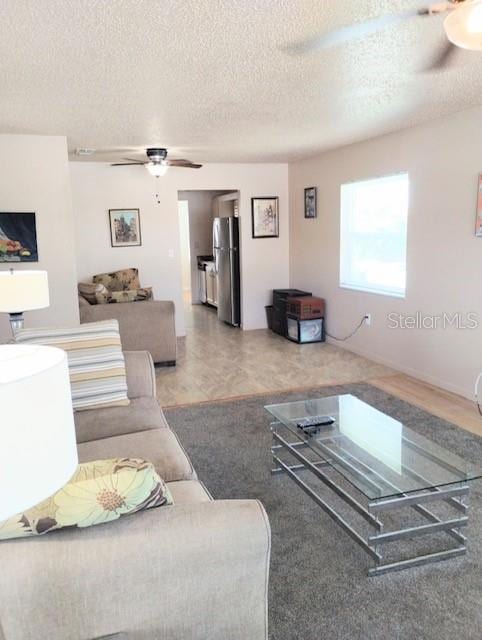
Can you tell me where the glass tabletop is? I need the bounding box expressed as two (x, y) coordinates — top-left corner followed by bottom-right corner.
(265, 394), (482, 500)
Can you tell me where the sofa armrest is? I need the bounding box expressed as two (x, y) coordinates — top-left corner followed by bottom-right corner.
(124, 351), (156, 399)
(0, 500), (270, 640)
(79, 300), (177, 364)
(78, 294), (91, 308)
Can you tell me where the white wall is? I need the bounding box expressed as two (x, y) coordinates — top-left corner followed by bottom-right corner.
(71, 163), (289, 334)
(0, 135), (78, 339)
(289, 105), (482, 399)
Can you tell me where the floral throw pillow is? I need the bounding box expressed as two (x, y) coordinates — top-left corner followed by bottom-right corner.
(93, 268), (141, 292)
(78, 281), (110, 304)
(95, 287), (153, 304)
(0, 458), (172, 540)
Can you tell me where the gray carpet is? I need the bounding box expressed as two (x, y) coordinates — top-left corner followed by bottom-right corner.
(164, 384), (482, 640)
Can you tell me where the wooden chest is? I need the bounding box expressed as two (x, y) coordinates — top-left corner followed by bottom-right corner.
(286, 296), (325, 320)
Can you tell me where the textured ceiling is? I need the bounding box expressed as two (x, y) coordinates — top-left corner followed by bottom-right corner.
(1, 0), (482, 162)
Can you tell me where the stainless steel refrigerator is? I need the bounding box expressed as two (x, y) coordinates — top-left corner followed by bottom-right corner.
(213, 217), (240, 326)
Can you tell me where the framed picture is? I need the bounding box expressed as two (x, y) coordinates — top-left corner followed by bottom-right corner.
(304, 187), (317, 219)
(251, 197), (279, 238)
(0, 212), (38, 262)
(109, 209), (141, 247)
(475, 174), (482, 237)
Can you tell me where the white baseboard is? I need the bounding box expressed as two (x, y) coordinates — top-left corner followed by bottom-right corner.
(326, 337), (472, 400)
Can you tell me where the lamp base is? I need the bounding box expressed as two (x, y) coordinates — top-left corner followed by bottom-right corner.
(9, 312), (25, 335)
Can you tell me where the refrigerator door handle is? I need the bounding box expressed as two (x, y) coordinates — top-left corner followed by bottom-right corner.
(230, 248), (235, 322)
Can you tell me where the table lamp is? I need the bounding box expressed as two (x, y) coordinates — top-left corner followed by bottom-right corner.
(0, 344), (78, 521)
(0, 269), (50, 334)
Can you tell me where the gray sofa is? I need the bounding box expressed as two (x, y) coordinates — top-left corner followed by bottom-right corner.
(0, 351), (271, 640)
(79, 297), (177, 365)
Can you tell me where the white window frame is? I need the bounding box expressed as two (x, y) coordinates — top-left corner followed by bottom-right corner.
(339, 172), (409, 299)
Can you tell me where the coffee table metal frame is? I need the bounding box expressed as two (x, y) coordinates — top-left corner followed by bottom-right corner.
(270, 421), (470, 576)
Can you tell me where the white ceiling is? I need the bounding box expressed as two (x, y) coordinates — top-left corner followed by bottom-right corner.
(1, 0), (482, 163)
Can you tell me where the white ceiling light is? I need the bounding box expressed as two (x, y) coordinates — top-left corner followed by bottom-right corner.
(444, 0), (482, 51)
(146, 161), (169, 177)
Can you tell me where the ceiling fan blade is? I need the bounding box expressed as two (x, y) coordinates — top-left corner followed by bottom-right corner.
(110, 162), (146, 166)
(284, 8), (423, 54)
(424, 40), (458, 71)
(122, 157), (146, 163)
(166, 160), (203, 168)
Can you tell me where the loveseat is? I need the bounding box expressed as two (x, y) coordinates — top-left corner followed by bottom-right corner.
(78, 268), (177, 365)
(0, 351), (271, 640)
(79, 297), (177, 365)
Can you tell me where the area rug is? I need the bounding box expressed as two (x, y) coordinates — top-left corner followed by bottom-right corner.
(164, 383), (482, 640)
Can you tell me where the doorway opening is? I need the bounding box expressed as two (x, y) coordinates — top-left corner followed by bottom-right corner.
(177, 189), (241, 328)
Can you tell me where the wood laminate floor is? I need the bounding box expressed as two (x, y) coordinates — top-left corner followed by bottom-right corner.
(156, 303), (482, 437)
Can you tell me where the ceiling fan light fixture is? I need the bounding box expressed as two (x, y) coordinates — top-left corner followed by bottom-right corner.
(146, 161), (168, 177)
(444, 1), (482, 50)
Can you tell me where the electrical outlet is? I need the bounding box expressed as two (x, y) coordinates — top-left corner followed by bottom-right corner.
(364, 314), (371, 326)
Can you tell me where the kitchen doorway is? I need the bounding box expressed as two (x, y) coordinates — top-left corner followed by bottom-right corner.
(177, 189), (241, 327)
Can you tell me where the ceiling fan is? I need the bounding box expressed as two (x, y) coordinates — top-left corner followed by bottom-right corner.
(111, 148), (202, 177)
(285, 1), (482, 70)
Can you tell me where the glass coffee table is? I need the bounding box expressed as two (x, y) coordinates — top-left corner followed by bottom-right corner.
(265, 394), (482, 576)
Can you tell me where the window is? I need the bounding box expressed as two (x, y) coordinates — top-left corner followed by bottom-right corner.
(340, 173), (409, 298)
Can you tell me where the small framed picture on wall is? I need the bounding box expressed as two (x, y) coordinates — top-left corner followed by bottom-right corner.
(304, 187), (317, 219)
(251, 197), (279, 238)
(109, 209), (142, 247)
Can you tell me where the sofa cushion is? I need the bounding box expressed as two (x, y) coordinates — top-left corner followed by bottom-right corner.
(77, 428), (197, 482)
(93, 268), (140, 292)
(166, 480), (212, 504)
(75, 397), (168, 444)
(0, 458), (172, 540)
(15, 320), (130, 412)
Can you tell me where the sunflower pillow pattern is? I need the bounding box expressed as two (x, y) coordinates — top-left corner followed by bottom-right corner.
(0, 458), (173, 540)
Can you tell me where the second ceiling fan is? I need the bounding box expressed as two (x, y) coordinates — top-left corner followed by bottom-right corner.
(285, 1), (482, 71)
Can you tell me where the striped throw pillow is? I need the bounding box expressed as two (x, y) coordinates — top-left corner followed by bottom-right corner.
(15, 320), (130, 411)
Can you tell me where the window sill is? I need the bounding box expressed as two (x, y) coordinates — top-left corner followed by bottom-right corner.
(339, 283), (406, 299)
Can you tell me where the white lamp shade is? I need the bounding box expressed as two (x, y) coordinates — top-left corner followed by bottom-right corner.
(0, 345), (78, 521)
(0, 270), (49, 313)
(444, 2), (482, 51)
(146, 162), (168, 177)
